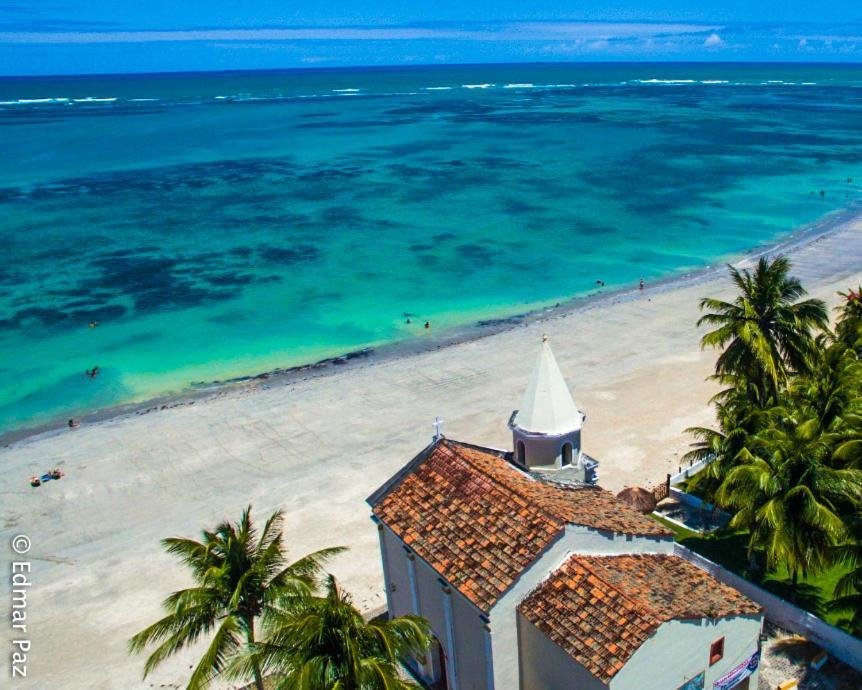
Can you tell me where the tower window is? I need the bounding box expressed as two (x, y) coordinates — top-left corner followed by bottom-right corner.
(561, 443), (573, 466)
(516, 440), (526, 465)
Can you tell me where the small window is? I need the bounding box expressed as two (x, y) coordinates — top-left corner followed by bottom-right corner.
(709, 637), (724, 666)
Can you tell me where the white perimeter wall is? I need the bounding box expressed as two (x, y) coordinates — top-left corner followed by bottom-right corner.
(676, 544), (862, 673)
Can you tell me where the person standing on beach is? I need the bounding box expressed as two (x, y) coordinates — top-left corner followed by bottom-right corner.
(639, 277), (645, 291)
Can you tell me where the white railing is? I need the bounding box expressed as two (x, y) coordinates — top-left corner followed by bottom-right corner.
(675, 544), (862, 672)
(669, 457), (711, 485)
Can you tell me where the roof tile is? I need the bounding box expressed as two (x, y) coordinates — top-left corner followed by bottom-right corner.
(370, 439), (671, 612)
(518, 554), (763, 681)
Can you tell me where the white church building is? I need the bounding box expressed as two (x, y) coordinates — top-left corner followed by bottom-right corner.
(368, 337), (764, 690)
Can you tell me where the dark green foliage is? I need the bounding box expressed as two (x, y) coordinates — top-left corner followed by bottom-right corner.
(698, 255), (828, 403)
(230, 575), (432, 690)
(691, 256), (862, 630)
(129, 507), (431, 689)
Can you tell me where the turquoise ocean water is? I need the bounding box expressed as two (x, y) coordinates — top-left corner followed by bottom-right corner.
(2, 62), (862, 433)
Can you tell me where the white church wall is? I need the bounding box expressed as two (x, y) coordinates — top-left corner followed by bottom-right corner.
(517, 612), (762, 690)
(611, 615), (762, 690)
(411, 546), (490, 690)
(488, 524), (673, 690)
(566, 524), (674, 555)
(450, 581), (494, 690)
(511, 429), (581, 469)
(379, 524), (413, 618)
(412, 550), (448, 634)
(516, 611), (606, 690)
(488, 529), (574, 690)
(380, 523), (491, 690)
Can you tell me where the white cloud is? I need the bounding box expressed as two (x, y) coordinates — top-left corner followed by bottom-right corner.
(798, 38), (808, 47)
(0, 21), (721, 45)
(703, 33), (724, 48)
(586, 40), (610, 51)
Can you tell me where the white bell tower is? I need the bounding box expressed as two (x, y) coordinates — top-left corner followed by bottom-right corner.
(509, 335), (585, 474)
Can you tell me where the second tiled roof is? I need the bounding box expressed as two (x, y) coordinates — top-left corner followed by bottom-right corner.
(518, 554), (764, 681)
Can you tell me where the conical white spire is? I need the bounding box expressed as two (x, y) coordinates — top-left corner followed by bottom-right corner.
(513, 335), (582, 435)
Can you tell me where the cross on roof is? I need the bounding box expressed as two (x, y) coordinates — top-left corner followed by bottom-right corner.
(433, 416), (444, 441)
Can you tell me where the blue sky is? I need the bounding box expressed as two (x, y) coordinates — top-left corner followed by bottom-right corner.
(1, 2), (861, 75)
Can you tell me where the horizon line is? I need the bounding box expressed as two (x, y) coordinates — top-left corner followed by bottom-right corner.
(3, 57), (862, 80)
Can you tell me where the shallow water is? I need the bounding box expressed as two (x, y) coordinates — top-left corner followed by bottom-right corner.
(2, 62), (862, 431)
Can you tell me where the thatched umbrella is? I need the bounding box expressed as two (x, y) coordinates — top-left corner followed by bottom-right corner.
(616, 487), (657, 514)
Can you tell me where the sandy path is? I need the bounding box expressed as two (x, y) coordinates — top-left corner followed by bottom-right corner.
(1, 217), (860, 689)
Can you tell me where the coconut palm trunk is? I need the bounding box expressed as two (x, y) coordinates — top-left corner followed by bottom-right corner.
(245, 617), (266, 690)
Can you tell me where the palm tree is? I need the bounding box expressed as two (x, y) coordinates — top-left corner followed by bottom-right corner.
(233, 574), (432, 690)
(789, 334), (862, 469)
(718, 413), (862, 598)
(836, 286), (862, 353)
(790, 335), (862, 433)
(698, 256), (828, 403)
(129, 507), (345, 690)
(683, 378), (768, 506)
(827, 515), (862, 636)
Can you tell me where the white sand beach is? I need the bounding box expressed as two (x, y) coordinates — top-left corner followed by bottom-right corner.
(2, 215), (862, 688)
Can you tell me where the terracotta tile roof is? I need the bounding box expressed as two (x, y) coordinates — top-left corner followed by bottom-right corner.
(518, 554), (763, 682)
(369, 439), (672, 612)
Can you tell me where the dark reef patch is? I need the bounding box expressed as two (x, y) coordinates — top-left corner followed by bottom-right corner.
(409, 243), (435, 252)
(7, 304), (127, 330)
(296, 117), (421, 130)
(0, 157), (299, 202)
(258, 245), (321, 264)
(201, 273), (255, 287)
(499, 196), (544, 215)
(319, 206), (365, 225)
(432, 232), (457, 242)
(456, 243), (496, 263)
(72, 248), (260, 316)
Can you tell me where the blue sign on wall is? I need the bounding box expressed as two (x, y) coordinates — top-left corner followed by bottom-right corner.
(678, 672), (705, 690)
(714, 652), (760, 690)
